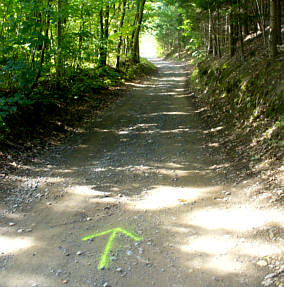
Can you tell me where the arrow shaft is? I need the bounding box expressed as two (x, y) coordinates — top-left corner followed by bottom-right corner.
(98, 231), (117, 269)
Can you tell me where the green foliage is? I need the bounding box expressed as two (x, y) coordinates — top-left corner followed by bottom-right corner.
(122, 58), (157, 79)
(0, 0), (150, 139)
(192, 56), (284, 124)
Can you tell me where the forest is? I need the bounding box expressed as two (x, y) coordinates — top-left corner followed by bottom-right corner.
(0, 1), (283, 286)
(0, 0), (283, 145)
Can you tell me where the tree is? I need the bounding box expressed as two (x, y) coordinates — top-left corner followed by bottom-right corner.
(131, 0), (146, 63)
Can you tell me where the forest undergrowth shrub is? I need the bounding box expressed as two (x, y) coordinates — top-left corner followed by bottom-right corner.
(121, 57), (157, 79)
(192, 54), (284, 147)
(0, 57), (157, 143)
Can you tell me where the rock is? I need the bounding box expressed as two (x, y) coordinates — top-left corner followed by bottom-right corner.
(257, 260), (268, 267)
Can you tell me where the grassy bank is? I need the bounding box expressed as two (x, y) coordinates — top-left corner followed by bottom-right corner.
(189, 53), (283, 200)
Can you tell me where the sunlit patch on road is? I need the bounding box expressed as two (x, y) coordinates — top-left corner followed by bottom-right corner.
(130, 185), (221, 210)
(0, 236), (35, 254)
(182, 206), (284, 232)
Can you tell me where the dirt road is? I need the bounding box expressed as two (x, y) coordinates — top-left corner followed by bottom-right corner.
(1, 59), (283, 287)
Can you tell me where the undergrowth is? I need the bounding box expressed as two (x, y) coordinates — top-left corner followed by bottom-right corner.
(0, 58), (157, 144)
(190, 52), (284, 178)
(191, 53), (284, 152)
(0, 59), (156, 143)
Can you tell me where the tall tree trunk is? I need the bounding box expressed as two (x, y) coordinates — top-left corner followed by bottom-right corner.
(99, 6), (109, 67)
(230, 11), (237, 57)
(256, 0), (267, 48)
(243, 4), (249, 36)
(208, 8), (213, 55)
(32, 1), (51, 89)
(131, 0), (146, 64)
(270, 0), (278, 57)
(275, 0), (282, 45)
(238, 0), (244, 61)
(116, 0), (127, 70)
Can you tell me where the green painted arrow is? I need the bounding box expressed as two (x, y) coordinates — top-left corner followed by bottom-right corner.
(82, 227), (143, 269)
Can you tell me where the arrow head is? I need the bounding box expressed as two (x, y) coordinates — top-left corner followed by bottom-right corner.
(82, 227), (143, 269)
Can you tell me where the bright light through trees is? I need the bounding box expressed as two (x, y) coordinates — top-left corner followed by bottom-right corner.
(140, 34), (158, 58)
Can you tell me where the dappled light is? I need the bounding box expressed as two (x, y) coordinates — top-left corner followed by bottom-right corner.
(182, 206), (284, 232)
(0, 236), (35, 254)
(3, 274), (53, 287)
(130, 185), (220, 210)
(67, 185), (110, 197)
(140, 34), (158, 58)
(0, 0), (282, 285)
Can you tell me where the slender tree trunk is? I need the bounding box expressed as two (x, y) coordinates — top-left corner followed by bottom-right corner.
(270, 0), (278, 57)
(243, 4), (249, 36)
(216, 9), (222, 58)
(208, 8), (213, 54)
(230, 11), (237, 57)
(129, 2), (139, 54)
(32, 1), (51, 88)
(131, 0), (146, 64)
(116, 0), (127, 70)
(275, 0), (282, 45)
(99, 7), (108, 67)
(77, 4), (85, 68)
(256, 0), (267, 48)
(238, 1), (244, 61)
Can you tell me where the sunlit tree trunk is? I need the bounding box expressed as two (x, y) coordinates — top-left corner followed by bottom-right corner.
(131, 0), (146, 64)
(32, 0), (51, 88)
(116, 0), (127, 70)
(208, 8), (213, 55)
(99, 4), (109, 67)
